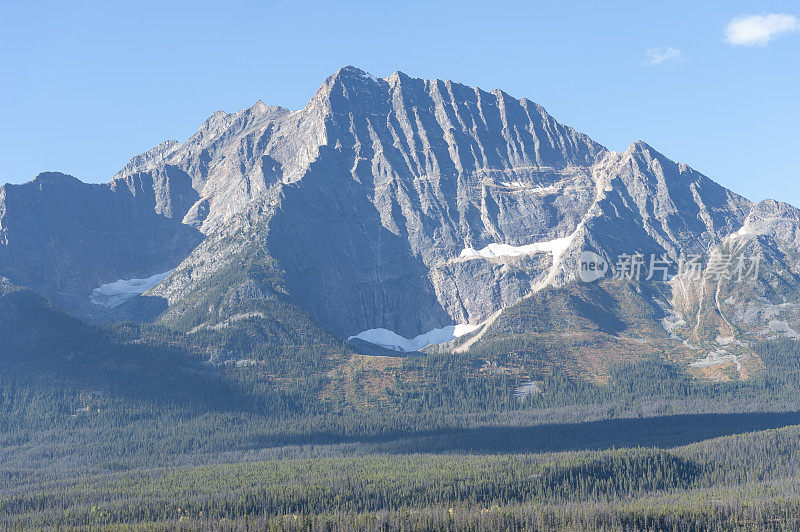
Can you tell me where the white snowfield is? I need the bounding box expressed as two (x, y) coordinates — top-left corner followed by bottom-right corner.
(89, 270), (173, 308)
(729, 225), (752, 239)
(499, 182), (557, 194)
(348, 324), (481, 352)
(459, 236), (572, 262)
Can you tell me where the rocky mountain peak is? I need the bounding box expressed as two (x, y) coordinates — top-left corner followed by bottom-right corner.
(0, 172), (86, 196)
(3, 67), (794, 354)
(114, 140), (181, 179)
(386, 69), (411, 83)
(32, 171), (83, 186)
(330, 65), (380, 82)
(622, 140), (671, 168)
(739, 199), (800, 245)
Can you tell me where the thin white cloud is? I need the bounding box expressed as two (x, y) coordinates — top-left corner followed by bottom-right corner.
(725, 14), (800, 46)
(642, 47), (683, 66)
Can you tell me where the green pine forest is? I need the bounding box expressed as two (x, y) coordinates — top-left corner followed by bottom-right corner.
(4, 288), (800, 529)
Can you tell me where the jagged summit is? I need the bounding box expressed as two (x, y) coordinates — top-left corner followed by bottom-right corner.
(4, 171), (83, 189)
(114, 140), (180, 179)
(1, 67), (798, 364)
(330, 64), (382, 80)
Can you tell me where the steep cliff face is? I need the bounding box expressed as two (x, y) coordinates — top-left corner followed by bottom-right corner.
(133, 67), (612, 337)
(140, 69), (759, 341)
(1, 66), (795, 356)
(0, 171), (203, 316)
(548, 141), (753, 288)
(258, 68), (608, 336)
(669, 199), (800, 345)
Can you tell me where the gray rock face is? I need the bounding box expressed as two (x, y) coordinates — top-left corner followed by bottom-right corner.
(1, 66), (796, 345)
(136, 67), (615, 336)
(669, 199), (800, 344)
(541, 142), (753, 291)
(263, 68), (607, 336)
(0, 171), (203, 316)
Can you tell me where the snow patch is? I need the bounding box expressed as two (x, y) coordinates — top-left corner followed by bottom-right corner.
(348, 324), (481, 352)
(729, 225), (754, 240)
(89, 270), (173, 308)
(499, 182), (557, 194)
(460, 236), (572, 263)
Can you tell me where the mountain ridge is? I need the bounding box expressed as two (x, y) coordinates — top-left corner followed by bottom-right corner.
(2, 66), (799, 378)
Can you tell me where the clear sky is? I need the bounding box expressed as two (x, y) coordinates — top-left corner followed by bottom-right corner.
(1, 1), (798, 206)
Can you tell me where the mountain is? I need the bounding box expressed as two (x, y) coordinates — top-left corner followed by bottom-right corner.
(0, 170), (202, 317)
(2, 66), (799, 379)
(664, 198), (800, 379)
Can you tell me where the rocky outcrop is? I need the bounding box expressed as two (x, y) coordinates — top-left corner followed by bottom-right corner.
(1, 66), (796, 348)
(0, 171), (202, 317)
(668, 199), (800, 345)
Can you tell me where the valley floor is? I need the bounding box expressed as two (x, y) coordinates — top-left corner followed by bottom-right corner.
(5, 421), (800, 530)
(5, 290), (800, 529)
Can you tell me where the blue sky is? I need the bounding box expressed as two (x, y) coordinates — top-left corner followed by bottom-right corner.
(1, 1), (798, 206)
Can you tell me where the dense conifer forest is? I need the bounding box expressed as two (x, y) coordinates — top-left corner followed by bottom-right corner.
(4, 288), (800, 529)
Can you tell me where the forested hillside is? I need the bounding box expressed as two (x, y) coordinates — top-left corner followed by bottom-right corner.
(6, 424), (800, 529)
(3, 286), (800, 528)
